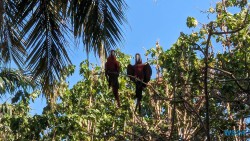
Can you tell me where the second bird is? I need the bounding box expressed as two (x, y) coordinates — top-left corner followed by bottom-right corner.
(127, 53), (152, 112)
(105, 50), (121, 107)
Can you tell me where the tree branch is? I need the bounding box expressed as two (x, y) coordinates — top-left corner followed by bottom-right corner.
(211, 8), (249, 35)
(181, 97), (206, 131)
(102, 71), (162, 96)
(208, 66), (249, 94)
(180, 33), (205, 55)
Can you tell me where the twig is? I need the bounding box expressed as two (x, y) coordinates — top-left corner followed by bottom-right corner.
(102, 71), (162, 96)
(211, 8), (249, 35)
(181, 97), (206, 130)
(217, 78), (250, 82)
(208, 66), (249, 94)
(180, 34), (205, 55)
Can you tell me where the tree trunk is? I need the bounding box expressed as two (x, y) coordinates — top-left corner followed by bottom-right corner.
(204, 32), (211, 141)
(100, 42), (106, 69)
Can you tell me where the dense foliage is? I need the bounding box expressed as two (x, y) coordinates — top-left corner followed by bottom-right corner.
(1, 0), (250, 140)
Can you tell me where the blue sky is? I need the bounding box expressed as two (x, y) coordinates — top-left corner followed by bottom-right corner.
(29, 0), (215, 115)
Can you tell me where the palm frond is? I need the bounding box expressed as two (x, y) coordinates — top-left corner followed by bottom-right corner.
(69, 0), (127, 56)
(0, 0), (26, 68)
(18, 0), (71, 95)
(0, 68), (36, 95)
(13, 0), (127, 97)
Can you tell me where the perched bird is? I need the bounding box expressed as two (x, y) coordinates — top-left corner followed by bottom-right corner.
(127, 53), (152, 112)
(105, 50), (121, 107)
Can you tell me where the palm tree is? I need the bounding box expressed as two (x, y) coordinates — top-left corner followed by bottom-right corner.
(0, 0), (26, 68)
(0, 68), (36, 95)
(0, 0), (127, 97)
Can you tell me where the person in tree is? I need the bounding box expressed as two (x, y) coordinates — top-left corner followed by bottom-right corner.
(105, 50), (121, 107)
(127, 53), (152, 112)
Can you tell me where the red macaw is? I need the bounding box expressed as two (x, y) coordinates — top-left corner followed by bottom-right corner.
(127, 53), (152, 112)
(105, 50), (121, 107)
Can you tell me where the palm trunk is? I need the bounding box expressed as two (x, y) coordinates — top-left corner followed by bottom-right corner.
(100, 42), (106, 69)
